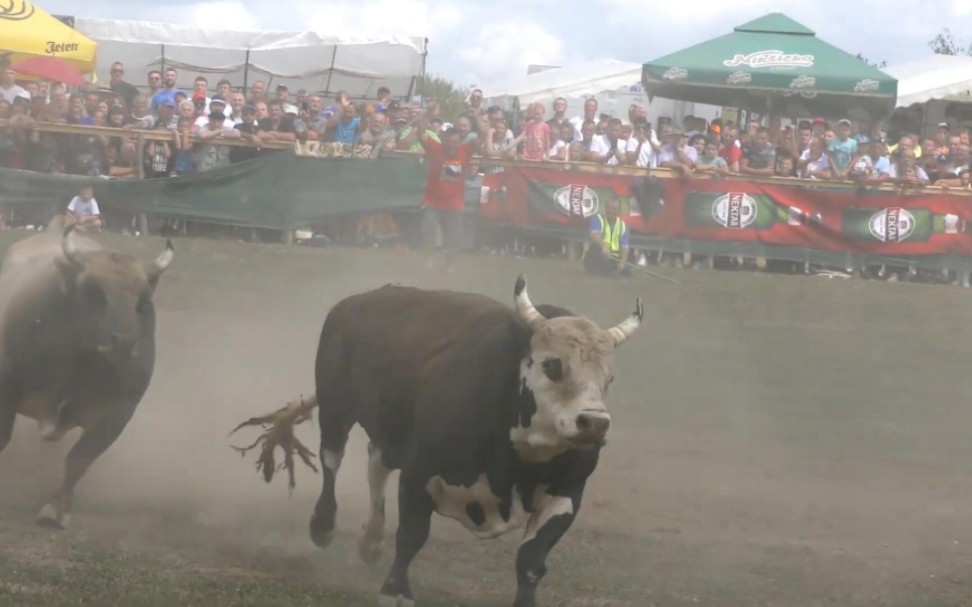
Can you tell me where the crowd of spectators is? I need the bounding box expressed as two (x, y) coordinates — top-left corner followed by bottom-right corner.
(3, 59), (972, 193)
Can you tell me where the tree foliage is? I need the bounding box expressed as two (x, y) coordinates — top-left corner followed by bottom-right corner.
(413, 74), (469, 122)
(928, 28), (972, 56)
(855, 53), (887, 68)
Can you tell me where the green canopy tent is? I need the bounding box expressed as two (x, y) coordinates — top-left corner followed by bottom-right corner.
(642, 13), (897, 121)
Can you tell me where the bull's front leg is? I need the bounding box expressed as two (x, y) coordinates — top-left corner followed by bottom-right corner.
(0, 362), (17, 454)
(513, 484), (586, 607)
(37, 401), (136, 529)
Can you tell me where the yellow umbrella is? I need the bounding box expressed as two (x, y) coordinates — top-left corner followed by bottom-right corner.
(0, 1), (98, 76)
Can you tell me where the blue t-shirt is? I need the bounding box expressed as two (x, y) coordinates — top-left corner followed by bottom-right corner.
(332, 117), (360, 144)
(589, 214), (629, 247)
(828, 137), (858, 172)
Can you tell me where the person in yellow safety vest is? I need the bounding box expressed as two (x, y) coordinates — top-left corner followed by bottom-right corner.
(583, 196), (631, 277)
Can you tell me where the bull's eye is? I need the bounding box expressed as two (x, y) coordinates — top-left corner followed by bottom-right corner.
(81, 283), (105, 307)
(541, 358), (563, 382)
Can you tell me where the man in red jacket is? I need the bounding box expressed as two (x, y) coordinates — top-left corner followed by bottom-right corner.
(413, 101), (487, 273)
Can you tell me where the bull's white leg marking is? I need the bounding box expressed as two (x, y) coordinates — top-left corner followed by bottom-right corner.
(377, 594), (414, 607)
(36, 503), (71, 529)
(38, 401), (69, 442)
(425, 473), (528, 539)
(322, 448), (344, 473)
(521, 494), (573, 544)
(359, 443), (391, 565)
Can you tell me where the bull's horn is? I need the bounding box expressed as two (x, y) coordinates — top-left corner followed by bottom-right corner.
(147, 239), (175, 283)
(153, 239), (175, 273)
(513, 275), (545, 330)
(607, 298), (644, 347)
(61, 224), (84, 268)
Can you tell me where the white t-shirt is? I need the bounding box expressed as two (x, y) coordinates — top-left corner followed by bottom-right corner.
(548, 139), (568, 159)
(626, 138), (657, 168)
(195, 116), (236, 130)
(569, 115), (596, 142)
(1, 84), (28, 104)
(799, 149), (830, 177)
(657, 144), (698, 165)
(67, 196), (100, 218)
(196, 105), (234, 128)
(590, 135), (628, 165)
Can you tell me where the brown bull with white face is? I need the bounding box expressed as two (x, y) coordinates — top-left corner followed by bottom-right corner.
(510, 279), (640, 461)
(0, 225), (173, 528)
(231, 276), (644, 607)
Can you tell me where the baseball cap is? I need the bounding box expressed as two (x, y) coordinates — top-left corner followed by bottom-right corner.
(210, 94), (226, 105)
(838, 118), (852, 126)
(192, 92), (206, 101)
(938, 122), (950, 129)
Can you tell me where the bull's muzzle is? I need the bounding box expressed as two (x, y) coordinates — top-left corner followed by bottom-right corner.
(97, 334), (139, 360)
(575, 412), (611, 445)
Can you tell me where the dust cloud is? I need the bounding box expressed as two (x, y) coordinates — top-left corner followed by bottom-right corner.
(4, 233), (972, 606)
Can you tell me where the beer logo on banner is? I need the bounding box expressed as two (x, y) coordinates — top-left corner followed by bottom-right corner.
(789, 75), (816, 89)
(712, 193), (757, 229)
(869, 207), (916, 242)
(662, 67), (688, 80)
(723, 50), (815, 69)
(854, 79), (880, 93)
(554, 184), (599, 218)
(727, 71), (752, 85)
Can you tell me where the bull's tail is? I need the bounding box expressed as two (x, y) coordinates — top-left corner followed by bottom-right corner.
(229, 394), (319, 493)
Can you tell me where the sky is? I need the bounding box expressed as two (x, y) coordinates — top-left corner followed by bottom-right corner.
(36, 0), (972, 90)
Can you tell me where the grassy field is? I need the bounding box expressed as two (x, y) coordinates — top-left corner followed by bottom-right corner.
(2, 231), (972, 607)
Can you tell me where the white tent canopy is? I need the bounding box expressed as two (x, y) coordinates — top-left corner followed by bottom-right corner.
(885, 55), (972, 108)
(486, 58), (643, 106)
(73, 18), (427, 99)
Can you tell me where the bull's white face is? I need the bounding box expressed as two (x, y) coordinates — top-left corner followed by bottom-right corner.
(509, 276), (643, 463)
(513, 319), (615, 459)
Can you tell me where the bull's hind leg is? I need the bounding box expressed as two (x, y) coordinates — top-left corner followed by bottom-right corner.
(0, 398), (13, 454)
(358, 440), (393, 565)
(37, 402), (136, 529)
(308, 418), (349, 549)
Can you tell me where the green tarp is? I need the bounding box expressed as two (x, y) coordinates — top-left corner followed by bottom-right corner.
(0, 151), (429, 230)
(643, 13), (897, 119)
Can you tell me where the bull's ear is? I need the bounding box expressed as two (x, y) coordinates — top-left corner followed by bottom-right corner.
(145, 239), (174, 289)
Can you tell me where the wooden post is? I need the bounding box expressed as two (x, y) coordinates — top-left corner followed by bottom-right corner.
(135, 133), (146, 180)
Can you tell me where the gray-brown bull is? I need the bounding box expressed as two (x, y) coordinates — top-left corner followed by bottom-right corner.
(0, 225), (173, 528)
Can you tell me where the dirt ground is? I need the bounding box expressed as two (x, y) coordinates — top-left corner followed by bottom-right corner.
(2, 231), (972, 607)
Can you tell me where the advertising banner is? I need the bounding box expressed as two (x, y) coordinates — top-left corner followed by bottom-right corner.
(479, 165), (972, 257)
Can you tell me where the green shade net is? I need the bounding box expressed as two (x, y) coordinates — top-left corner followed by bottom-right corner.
(0, 152), (429, 230)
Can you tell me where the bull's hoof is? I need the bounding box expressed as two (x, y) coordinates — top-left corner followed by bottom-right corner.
(357, 536), (385, 565)
(35, 503), (70, 530)
(377, 594), (414, 607)
(308, 514), (334, 549)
